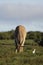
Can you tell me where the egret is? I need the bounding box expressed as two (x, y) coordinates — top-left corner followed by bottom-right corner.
(32, 49), (36, 54)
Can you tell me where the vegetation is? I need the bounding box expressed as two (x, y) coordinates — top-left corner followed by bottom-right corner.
(0, 30), (43, 65)
(0, 30), (43, 46)
(0, 30), (14, 40)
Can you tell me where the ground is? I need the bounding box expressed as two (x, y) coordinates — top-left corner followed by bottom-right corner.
(0, 39), (43, 65)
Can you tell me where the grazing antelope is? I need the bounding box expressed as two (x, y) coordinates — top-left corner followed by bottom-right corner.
(14, 25), (27, 53)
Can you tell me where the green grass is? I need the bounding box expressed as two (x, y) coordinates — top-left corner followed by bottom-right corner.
(0, 39), (43, 65)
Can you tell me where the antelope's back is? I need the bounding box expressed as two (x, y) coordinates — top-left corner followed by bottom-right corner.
(14, 25), (27, 43)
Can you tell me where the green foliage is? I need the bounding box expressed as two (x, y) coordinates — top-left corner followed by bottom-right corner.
(27, 31), (43, 46)
(0, 31), (43, 46)
(0, 30), (14, 40)
(27, 31), (41, 40)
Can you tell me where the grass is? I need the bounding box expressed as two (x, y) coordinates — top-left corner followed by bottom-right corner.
(0, 39), (43, 65)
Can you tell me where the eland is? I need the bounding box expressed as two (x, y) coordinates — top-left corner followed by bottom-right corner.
(14, 25), (27, 53)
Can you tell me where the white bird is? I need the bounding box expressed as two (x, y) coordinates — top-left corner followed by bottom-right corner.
(32, 49), (36, 54)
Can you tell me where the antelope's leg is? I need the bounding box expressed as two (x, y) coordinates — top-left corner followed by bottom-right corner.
(19, 38), (25, 52)
(15, 40), (18, 53)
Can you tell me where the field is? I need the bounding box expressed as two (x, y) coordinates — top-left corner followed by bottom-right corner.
(0, 39), (43, 65)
